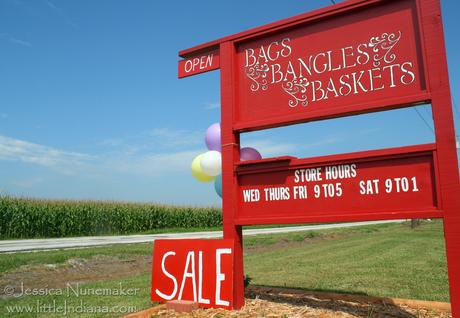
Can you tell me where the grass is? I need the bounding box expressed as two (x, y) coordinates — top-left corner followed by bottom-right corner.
(0, 220), (450, 317)
(245, 220), (449, 302)
(0, 243), (153, 273)
(243, 221), (397, 248)
(1, 274), (152, 318)
(0, 222), (390, 273)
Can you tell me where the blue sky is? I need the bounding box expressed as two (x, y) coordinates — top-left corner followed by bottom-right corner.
(0, 0), (459, 206)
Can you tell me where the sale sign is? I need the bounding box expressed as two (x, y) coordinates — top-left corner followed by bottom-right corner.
(151, 239), (234, 309)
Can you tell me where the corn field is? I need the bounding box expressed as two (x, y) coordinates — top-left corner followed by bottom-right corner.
(0, 196), (222, 239)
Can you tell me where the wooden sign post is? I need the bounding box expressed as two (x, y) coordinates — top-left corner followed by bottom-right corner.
(178, 0), (460, 314)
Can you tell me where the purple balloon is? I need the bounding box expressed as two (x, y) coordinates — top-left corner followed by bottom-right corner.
(205, 123), (221, 151)
(240, 147), (262, 161)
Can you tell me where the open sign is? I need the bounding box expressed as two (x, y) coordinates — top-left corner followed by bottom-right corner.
(178, 51), (220, 78)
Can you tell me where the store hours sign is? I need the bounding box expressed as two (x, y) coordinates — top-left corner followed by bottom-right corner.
(235, 146), (436, 223)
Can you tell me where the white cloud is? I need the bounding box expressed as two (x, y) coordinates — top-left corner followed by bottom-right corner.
(204, 102), (220, 110)
(98, 128), (206, 177)
(44, 0), (79, 29)
(0, 126), (348, 181)
(99, 127), (203, 155)
(303, 137), (341, 149)
(242, 136), (342, 158)
(9, 38), (32, 47)
(148, 128), (203, 148)
(0, 135), (94, 175)
(109, 149), (200, 177)
(241, 139), (298, 157)
(0, 132), (204, 178)
(12, 177), (44, 188)
(0, 33), (32, 47)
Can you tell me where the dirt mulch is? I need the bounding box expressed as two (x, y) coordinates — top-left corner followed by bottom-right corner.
(125, 286), (451, 318)
(0, 255), (150, 298)
(244, 232), (355, 255)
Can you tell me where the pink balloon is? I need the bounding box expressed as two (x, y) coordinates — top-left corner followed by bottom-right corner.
(205, 123), (221, 151)
(240, 147), (262, 161)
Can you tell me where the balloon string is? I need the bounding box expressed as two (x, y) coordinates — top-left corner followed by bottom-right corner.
(222, 143), (239, 147)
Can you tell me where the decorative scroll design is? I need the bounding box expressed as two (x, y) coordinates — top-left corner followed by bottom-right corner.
(245, 63), (269, 92)
(368, 31), (402, 67)
(282, 78), (309, 107)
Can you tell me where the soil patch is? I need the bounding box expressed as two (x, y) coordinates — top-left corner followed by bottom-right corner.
(0, 255), (151, 298)
(244, 232), (353, 255)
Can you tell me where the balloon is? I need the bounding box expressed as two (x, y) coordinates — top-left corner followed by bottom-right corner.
(191, 154), (215, 183)
(240, 147), (262, 161)
(214, 174), (222, 198)
(205, 123), (221, 151)
(200, 150), (222, 176)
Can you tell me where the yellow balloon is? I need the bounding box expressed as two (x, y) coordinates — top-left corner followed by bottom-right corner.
(191, 154), (216, 182)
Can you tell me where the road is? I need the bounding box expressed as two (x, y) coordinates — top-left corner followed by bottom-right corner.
(0, 220), (402, 253)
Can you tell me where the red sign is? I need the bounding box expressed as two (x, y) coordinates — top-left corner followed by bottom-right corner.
(236, 145), (437, 224)
(178, 50), (220, 78)
(151, 239), (234, 309)
(179, 0), (460, 314)
(236, 0), (425, 130)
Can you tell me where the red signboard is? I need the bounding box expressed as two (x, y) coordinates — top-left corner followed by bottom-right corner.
(178, 0), (460, 314)
(178, 50), (220, 78)
(151, 239), (234, 309)
(236, 145), (437, 224)
(235, 0), (426, 130)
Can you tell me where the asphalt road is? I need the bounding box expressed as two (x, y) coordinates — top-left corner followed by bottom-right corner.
(0, 220), (402, 253)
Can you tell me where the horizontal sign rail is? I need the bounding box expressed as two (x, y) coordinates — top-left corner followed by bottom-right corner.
(233, 92), (431, 132)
